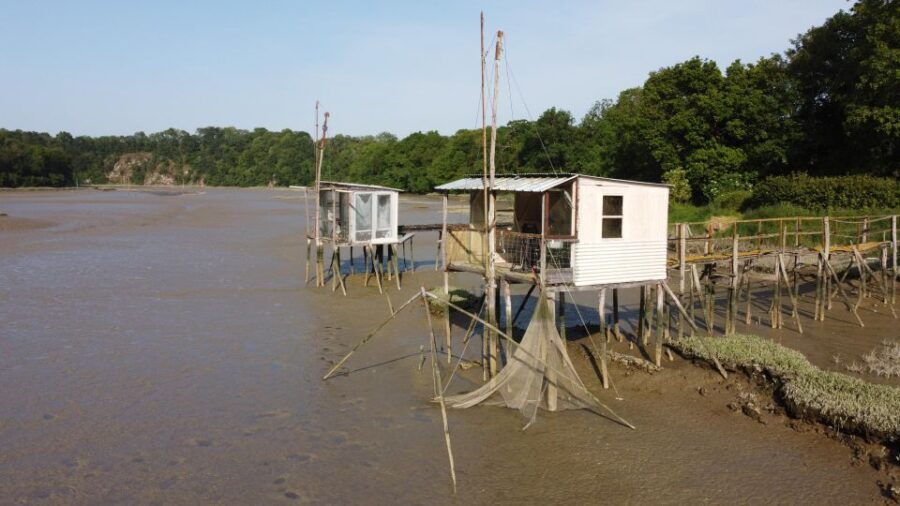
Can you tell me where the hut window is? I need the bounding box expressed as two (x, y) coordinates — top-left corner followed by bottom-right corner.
(354, 193), (372, 241)
(546, 189), (574, 238)
(601, 195), (623, 239)
(376, 194), (393, 239)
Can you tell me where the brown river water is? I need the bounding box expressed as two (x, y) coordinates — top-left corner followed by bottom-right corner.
(0, 188), (891, 504)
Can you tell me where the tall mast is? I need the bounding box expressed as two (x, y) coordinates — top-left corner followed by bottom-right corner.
(480, 13), (489, 241)
(485, 30), (503, 377)
(314, 101), (321, 246)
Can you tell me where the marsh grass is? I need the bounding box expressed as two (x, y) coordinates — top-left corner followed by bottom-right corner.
(425, 286), (479, 316)
(674, 334), (900, 440)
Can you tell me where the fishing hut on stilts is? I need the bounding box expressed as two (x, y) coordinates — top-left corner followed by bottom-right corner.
(304, 107), (416, 296)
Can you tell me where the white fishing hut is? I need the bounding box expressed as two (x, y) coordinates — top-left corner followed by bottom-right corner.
(316, 181), (401, 246)
(435, 173), (670, 289)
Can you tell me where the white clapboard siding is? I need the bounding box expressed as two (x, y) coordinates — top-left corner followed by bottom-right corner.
(572, 241), (667, 286)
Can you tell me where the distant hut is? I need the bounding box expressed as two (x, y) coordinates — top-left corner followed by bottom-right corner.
(309, 181), (411, 294)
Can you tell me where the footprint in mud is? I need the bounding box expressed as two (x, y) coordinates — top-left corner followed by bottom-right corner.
(131, 456), (146, 464)
(186, 438), (213, 447)
(284, 491), (301, 500)
(43, 413), (56, 420)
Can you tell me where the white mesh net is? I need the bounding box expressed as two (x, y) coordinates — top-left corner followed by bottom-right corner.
(444, 294), (599, 428)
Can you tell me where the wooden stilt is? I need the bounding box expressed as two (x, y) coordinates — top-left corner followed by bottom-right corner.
(612, 288), (623, 342)
(638, 286), (646, 345)
(678, 223), (687, 339)
(660, 282), (728, 379)
(822, 253), (864, 327)
(744, 262), (753, 325)
(558, 292), (567, 341)
(503, 279), (512, 353)
(598, 288), (609, 389)
(349, 245), (355, 274)
(391, 244), (401, 290)
(305, 237), (311, 284)
(654, 283), (664, 367)
(335, 247), (347, 296)
(778, 254), (802, 333)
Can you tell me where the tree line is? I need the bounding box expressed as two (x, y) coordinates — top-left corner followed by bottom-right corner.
(1, 0), (895, 205)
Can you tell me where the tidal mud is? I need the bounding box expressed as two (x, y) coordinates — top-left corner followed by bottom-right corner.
(0, 188), (893, 503)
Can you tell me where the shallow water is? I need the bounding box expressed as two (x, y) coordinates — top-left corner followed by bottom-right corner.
(0, 188), (887, 503)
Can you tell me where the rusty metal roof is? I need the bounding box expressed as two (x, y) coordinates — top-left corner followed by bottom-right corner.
(435, 174), (577, 192)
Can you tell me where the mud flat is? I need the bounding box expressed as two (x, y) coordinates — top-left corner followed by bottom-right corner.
(0, 188), (895, 503)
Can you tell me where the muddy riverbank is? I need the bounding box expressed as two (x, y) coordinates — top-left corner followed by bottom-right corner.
(0, 188), (894, 503)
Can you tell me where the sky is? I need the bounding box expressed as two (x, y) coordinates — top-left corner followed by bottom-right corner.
(0, 0), (851, 138)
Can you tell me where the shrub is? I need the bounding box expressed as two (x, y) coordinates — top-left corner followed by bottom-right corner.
(745, 173), (900, 211)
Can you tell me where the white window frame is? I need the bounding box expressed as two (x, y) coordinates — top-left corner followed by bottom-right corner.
(350, 191), (397, 244)
(600, 194), (624, 240)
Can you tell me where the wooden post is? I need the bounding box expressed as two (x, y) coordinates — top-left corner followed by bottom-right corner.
(822, 253), (865, 327)
(558, 292), (567, 341)
(778, 254), (802, 334)
(862, 217), (869, 244)
(744, 261), (753, 325)
(391, 244), (401, 290)
(598, 289), (609, 389)
(503, 279), (513, 360)
(612, 288), (622, 342)
(598, 288), (607, 342)
(678, 223), (687, 339)
(727, 223), (739, 335)
(892, 215), (897, 306)
(654, 283), (664, 367)
(305, 237), (311, 284)
(795, 217), (801, 248)
(824, 217), (832, 310)
(638, 285), (647, 344)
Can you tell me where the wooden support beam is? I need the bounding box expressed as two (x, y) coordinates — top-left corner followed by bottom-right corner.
(655, 283), (664, 367)
(612, 288), (623, 342)
(777, 254), (802, 334)
(678, 223), (687, 340)
(598, 288), (609, 389)
(822, 253), (864, 327)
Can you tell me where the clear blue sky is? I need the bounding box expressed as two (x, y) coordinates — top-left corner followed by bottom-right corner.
(0, 0), (849, 138)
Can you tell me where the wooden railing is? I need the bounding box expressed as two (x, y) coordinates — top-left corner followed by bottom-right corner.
(667, 214), (898, 263)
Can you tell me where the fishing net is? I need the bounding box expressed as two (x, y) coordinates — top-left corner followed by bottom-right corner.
(444, 294), (599, 428)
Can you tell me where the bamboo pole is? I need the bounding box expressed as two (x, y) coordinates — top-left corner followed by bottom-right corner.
(391, 244), (401, 290)
(322, 292), (423, 380)
(822, 253), (864, 327)
(421, 287), (457, 494)
(503, 279), (513, 356)
(660, 282), (728, 379)
(778, 254), (802, 334)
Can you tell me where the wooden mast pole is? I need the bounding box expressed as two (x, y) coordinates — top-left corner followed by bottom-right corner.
(313, 102), (321, 286)
(486, 29), (504, 377)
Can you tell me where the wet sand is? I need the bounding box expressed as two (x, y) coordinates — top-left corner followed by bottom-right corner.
(0, 188), (893, 503)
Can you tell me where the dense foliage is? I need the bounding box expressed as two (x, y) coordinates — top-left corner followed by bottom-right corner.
(1, 0), (896, 203)
(747, 174), (899, 211)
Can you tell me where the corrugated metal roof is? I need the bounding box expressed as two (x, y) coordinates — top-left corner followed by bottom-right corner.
(319, 180), (402, 192)
(435, 174), (577, 192)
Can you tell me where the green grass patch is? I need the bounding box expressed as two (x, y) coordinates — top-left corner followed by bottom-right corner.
(673, 334), (900, 440)
(425, 286), (480, 316)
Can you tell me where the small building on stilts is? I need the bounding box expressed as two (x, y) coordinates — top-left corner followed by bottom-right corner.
(434, 173), (673, 405)
(307, 181), (414, 294)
